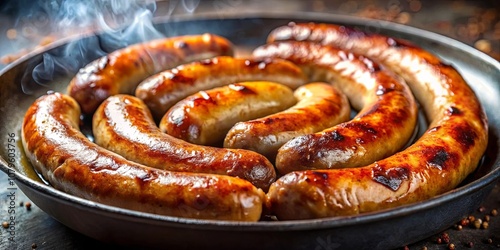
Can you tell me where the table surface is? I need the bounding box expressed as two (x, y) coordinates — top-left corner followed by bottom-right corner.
(10, 175), (497, 250)
(1, 1), (499, 249)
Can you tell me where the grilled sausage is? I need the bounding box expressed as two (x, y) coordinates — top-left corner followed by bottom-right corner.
(21, 92), (265, 221)
(135, 56), (308, 120)
(160, 81), (296, 146)
(224, 82), (350, 162)
(67, 34), (234, 115)
(263, 23), (489, 219)
(253, 41), (418, 173)
(93, 94), (276, 191)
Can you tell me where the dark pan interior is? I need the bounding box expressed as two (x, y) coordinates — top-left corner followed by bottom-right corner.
(0, 13), (499, 250)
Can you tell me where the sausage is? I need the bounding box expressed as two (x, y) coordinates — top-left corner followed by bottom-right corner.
(160, 81), (296, 146)
(93, 94), (276, 191)
(263, 23), (489, 219)
(224, 82), (350, 162)
(67, 34), (234, 115)
(135, 56), (308, 120)
(21, 92), (265, 221)
(253, 41), (418, 173)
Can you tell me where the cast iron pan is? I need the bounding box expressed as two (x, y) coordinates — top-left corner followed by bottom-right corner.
(0, 12), (499, 250)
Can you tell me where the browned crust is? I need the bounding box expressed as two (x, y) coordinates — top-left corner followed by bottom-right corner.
(224, 82), (351, 162)
(67, 34), (234, 115)
(135, 56), (308, 120)
(21, 92), (265, 221)
(254, 41), (418, 173)
(264, 23), (488, 220)
(159, 81), (296, 146)
(93, 94), (276, 191)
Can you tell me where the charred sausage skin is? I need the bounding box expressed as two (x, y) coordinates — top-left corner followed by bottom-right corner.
(254, 41), (418, 173)
(160, 81), (296, 146)
(21, 22), (489, 221)
(22, 92), (265, 221)
(135, 56), (308, 120)
(93, 94), (276, 191)
(224, 82), (350, 162)
(263, 23), (488, 220)
(67, 34), (234, 115)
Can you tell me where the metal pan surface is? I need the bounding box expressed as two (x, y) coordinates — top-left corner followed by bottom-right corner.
(0, 12), (499, 250)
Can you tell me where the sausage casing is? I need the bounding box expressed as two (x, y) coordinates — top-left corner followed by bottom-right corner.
(93, 94), (276, 191)
(160, 81), (296, 146)
(67, 34), (234, 115)
(22, 92), (265, 221)
(135, 56), (308, 120)
(224, 82), (350, 161)
(253, 41), (418, 173)
(263, 23), (488, 219)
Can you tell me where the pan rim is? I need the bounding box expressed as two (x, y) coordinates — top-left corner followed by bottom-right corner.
(0, 11), (499, 232)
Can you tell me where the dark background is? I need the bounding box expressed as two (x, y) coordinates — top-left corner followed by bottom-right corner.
(0, 1), (498, 249)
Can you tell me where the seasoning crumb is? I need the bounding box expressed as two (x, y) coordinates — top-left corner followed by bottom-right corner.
(460, 218), (470, 226)
(448, 243), (455, 250)
(484, 215), (491, 222)
(474, 40), (492, 53)
(486, 238), (493, 244)
(31, 243), (37, 249)
(478, 206), (486, 213)
(491, 209), (498, 216)
(403, 246), (409, 250)
(421, 246), (428, 250)
(455, 224), (463, 231)
(2, 221), (9, 228)
(441, 233), (450, 244)
(436, 232), (450, 244)
(25, 202), (32, 210)
(481, 221), (489, 229)
(396, 12), (411, 24)
(19, 201), (24, 207)
(468, 215), (476, 222)
(473, 219), (482, 229)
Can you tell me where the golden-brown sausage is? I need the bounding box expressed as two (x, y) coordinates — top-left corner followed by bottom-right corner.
(93, 94), (276, 191)
(21, 92), (265, 221)
(253, 41), (418, 173)
(263, 23), (488, 220)
(135, 56), (308, 120)
(224, 82), (350, 162)
(67, 34), (234, 115)
(160, 81), (296, 146)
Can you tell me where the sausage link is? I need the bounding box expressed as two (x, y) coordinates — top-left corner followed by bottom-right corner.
(135, 56), (308, 120)
(160, 81), (296, 146)
(93, 94), (276, 191)
(21, 92), (265, 221)
(253, 41), (418, 173)
(67, 34), (234, 115)
(264, 23), (489, 219)
(224, 82), (350, 162)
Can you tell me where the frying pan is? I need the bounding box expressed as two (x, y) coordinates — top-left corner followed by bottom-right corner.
(0, 12), (499, 250)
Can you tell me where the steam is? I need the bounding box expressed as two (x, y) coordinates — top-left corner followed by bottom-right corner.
(17, 0), (247, 94)
(181, 0), (201, 13)
(23, 0), (163, 94)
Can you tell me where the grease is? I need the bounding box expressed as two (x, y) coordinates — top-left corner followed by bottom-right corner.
(228, 84), (257, 95)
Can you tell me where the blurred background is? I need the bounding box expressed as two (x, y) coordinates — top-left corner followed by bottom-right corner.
(0, 0), (499, 72)
(0, 1), (498, 249)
